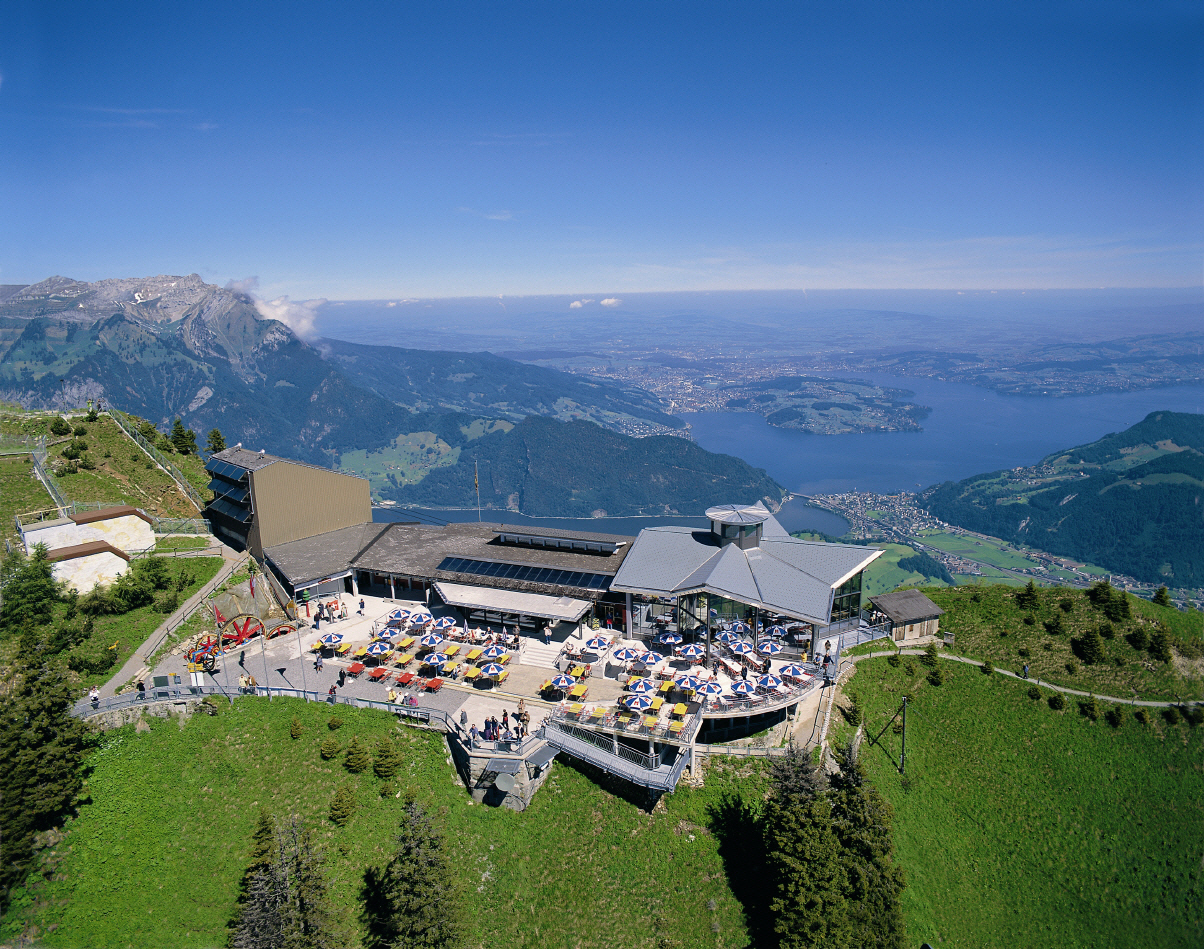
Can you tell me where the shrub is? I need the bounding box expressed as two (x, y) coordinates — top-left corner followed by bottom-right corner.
(921, 643), (939, 668)
(1043, 614), (1064, 635)
(72, 424), (88, 437)
(49, 417), (71, 436)
(379, 781), (397, 799)
(327, 717), (344, 731)
(319, 736), (340, 760)
(1162, 706), (1182, 726)
(86, 408), (98, 422)
(329, 784), (356, 826)
(843, 693), (863, 726)
(1176, 637), (1203, 660)
(927, 665), (945, 687)
(1103, 594), (1131, 623)
(78, 452), (96, 470)
(1098, 621), (1115, 640)
(1126, 628), (1149, 651)
(1148, 629), (1172, 663)
(1153, 585), (1172, 608)
(886, 652), (901, 668)
(1027, 686), (1042, 701)
(1065, 661), (1078, 675)
(1048, 693), (1066, 711)
(153, 589), (179, 614)
(1134, 708), (1150, 725)
(998, 629), (1009, 638)
(1018, 647), (1030, 658)
(1078, 696), (1100, 721)
(1058, 597), (1074, 613)
(980, 661), (994, 676)
(1184, 706), (1204, 727)
(1016, 581), (1040, 610)
(1023, 615), (1036, 626)
(290, 717), (303, 740)
(970, 591), (981, 603)
(1104, 706), (1125, 729)
(200, 695), (223, 716)
(903, 659), (917, 676)
(344, 735), (372, 774)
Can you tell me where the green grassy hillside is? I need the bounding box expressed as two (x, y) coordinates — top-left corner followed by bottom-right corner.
(926, 583), (1204, 700)
(922, 411), (1204, 586)
(5, 700), (754, 948)
(833, 659), (1204, 949)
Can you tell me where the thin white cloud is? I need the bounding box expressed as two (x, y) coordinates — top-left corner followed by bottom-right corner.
(569, 298), (594, 308)
(225, 276), (259, 295)
(456, 206), (516, 221)
(600, 298), (622, 307)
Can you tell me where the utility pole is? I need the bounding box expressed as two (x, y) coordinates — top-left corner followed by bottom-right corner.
(475, 461), (481, 522)
(899, 695), (908, 774)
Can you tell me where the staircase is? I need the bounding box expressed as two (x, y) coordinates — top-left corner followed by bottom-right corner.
(520, 638), (562, 670)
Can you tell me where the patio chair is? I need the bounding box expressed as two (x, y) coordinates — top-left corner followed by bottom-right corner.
(495, 669), (510, 686)
(581, 664), (592, 679)
(335, 643), (352, 657)
(668, 721), (685, 738)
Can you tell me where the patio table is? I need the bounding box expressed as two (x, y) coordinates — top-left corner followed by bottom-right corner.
(568, 683), (588, 700)
(672, 702), (687, 717)
(368, 667), (389, 681)
(669, 721), (685, 737)
(424, 678), (444, 692)
(444, 643), (461, 656)
(650, 696), (664, 712)
(588, 708), (607, 725)
(397, 671), (415, 687)
(658, 680), (674, 693)
(465, 647), (483, 661)
(567, 703), (584, 716)
(464, 667), (481, 680)
(347, 662), (365, 677)
(569, 664), (586, 678)
(396, 653), (414, 666)
(336, 644), (352, 656)
(353, 646), (368, 658)
(399, 636), (415, 649)
(641, 716), (659, 733)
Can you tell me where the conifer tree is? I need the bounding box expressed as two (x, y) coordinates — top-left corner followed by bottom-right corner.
(0, 661), (89, 908)
(207, 427), (227, 454)
(1074, 624), (1104, 665)
(373, 738), (403, 780)
(231, 863), (289, 949)
(290, 718), (304, 740)
(320, 736), (340, 760)
(362, 798), (466, 949)
(1016, 580), (1040, 610)
(762, 745), (849, 949)
(344, 735), (371, 774)
(0, 544), (61, 637)
(171, 418), (195, 454)
(829, 743), (906, 949)
(1153, 586), (1172, 608)
(330, 784), (357, 826)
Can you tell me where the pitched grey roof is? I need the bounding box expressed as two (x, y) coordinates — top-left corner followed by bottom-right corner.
(610, 511), (881, 625)
(264, 522), (388, 586)
(210, 445), (288, 472)
(869, 589), (944, 624)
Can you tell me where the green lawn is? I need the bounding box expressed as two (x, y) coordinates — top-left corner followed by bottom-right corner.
(918, 530), (1038, 572)
(9, 700), (755, 949)
(0, 453), (54, 546)
(926, 584), (1204, 701)
(863, 542), (953, 597)
(832, 659), (1204, 949)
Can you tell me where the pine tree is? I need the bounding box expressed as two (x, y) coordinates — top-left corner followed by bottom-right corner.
(320, 736), (340, 760)
(170, 418), (194, 454)
(0, 661), (89, 908)
(344, 735), (371, 774)
(290, 718), (304, 740)
(1153, 586), (1172, 608)
(278, 819), (337, 949)
(207, 427), (227, 454)
(829, 743), (906, 949)
(1148, 628), (1172, 663)
(0, 544), (61, 637)
(760, 745), (849, 949)
(373, 738), (403, 780)
(1074, 624), (1104, 665)
(330, 784), (357, 826)
(362, 799), (466, 949)
(1016, 580), (1039, 610)
(231, 864), (289, 949)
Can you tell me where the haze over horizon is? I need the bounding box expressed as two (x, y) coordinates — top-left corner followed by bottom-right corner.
(2, 1), (1201, 301)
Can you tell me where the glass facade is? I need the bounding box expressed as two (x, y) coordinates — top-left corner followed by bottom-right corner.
(830, 572), (862, 624)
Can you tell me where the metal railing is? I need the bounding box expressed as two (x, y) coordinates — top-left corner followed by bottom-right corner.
(108, 409), (206, 512)
(29, 445), (69, 512)
(547, 718), (662, 769)
(140, 556), (248, 658)
(0, 433), (44, 455)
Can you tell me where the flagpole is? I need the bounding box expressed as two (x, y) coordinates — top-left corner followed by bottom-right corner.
(475, 461), (481, 522)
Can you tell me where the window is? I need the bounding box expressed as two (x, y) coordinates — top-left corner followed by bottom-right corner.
(830, 572), (863, 623)
(436, 557), (612, 591)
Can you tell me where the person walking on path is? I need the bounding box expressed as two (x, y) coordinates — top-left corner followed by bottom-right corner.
(136, 679), (146, 701)
(1023, 663), (1030, 679)
(315, 653), (324, 673)
(89, 686), (100, 708)
(357, 598), (365, 616)
(543, 625), (551, 646)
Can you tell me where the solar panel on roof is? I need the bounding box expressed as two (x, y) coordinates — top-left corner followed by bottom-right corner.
(207, 478), (249, 503)
(435, 557), (612, 592)
(205, 458), (249, 482)
(208, 497), (252, 523)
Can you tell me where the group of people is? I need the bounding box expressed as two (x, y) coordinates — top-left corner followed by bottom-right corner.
(237, 673), (259, 693)
(469, 701), (531, 745)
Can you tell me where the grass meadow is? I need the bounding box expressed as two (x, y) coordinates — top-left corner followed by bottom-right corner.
(863, 542), (953, 597)
(927, 584), (1204, 701)
(8, 699), (758, 949)
(0, 453), (54, 546)
(832, 659), (1204, 949)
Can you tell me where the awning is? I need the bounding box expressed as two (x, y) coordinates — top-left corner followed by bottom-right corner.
(525, 745), (558, 770)
(484, 757), (523, 775)
(433, 581), (593, 623)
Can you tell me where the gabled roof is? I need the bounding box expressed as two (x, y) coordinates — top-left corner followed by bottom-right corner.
(610, 508), (880, 625)
(263, 522), (388, 587)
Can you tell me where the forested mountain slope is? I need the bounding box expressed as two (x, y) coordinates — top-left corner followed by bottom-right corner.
(922, 411), (1204, 586)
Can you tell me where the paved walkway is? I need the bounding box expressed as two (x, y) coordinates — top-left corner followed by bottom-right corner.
(99, 541), (246, 698)
(844, 649), (1192, 708)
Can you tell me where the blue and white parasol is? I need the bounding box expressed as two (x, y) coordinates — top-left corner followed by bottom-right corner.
(480, 662), (506, 678)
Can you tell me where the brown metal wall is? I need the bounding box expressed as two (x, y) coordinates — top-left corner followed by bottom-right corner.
(248, 462), (370, 557)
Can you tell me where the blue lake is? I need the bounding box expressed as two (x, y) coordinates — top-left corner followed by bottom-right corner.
(373, 497), (849, 538)
(686, 375), (1204, 496)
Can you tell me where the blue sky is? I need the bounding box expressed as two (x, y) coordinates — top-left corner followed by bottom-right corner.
(1, 1), (1200, 298)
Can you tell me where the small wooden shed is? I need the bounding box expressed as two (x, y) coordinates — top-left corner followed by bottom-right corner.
(868, 589), (944, 643)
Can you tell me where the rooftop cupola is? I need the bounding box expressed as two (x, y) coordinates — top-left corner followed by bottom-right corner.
(705, 503), (770, 550)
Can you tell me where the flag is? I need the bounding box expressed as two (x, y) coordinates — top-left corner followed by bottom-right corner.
(474, 464), (479, 491)
(214, 606), (227, 624)
(249, 574), (255, 598)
